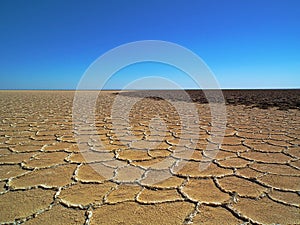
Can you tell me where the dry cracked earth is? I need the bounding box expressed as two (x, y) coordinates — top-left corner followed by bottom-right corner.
(0, 90), (299, 225)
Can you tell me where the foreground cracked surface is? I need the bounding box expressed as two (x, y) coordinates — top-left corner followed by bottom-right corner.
(0, 90), (300, 224)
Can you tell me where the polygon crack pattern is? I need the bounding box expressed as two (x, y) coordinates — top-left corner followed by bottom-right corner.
(0, 90), (299, 224)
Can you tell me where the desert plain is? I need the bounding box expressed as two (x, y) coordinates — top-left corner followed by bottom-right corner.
(0, 90), (299, 224)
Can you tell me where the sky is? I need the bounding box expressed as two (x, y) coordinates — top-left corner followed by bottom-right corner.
(0, 0), (299, 89)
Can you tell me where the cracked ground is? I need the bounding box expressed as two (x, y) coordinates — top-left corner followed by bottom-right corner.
(0, 90), (299, 225)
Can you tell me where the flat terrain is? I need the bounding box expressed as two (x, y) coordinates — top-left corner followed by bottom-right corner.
(0, 90), (299, 224)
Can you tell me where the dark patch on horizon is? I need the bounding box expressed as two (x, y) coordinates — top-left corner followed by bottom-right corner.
(114, 89), (300, 111)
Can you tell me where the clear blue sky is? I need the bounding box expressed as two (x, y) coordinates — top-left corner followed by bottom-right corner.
(0, 0), (299, 89)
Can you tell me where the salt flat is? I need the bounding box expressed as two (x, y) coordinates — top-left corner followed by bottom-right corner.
(0, 90), (299, 224)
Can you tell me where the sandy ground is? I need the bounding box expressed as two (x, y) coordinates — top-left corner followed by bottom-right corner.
(0, 90), (299, 224)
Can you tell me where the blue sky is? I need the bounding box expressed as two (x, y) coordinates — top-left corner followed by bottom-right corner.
(0, 0), (299, 89)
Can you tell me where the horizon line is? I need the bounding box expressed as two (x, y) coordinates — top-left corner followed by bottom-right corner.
(1, 88), (300, 91)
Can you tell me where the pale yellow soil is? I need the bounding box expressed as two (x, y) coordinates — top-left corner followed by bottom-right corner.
(0, 90), (299, 224)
